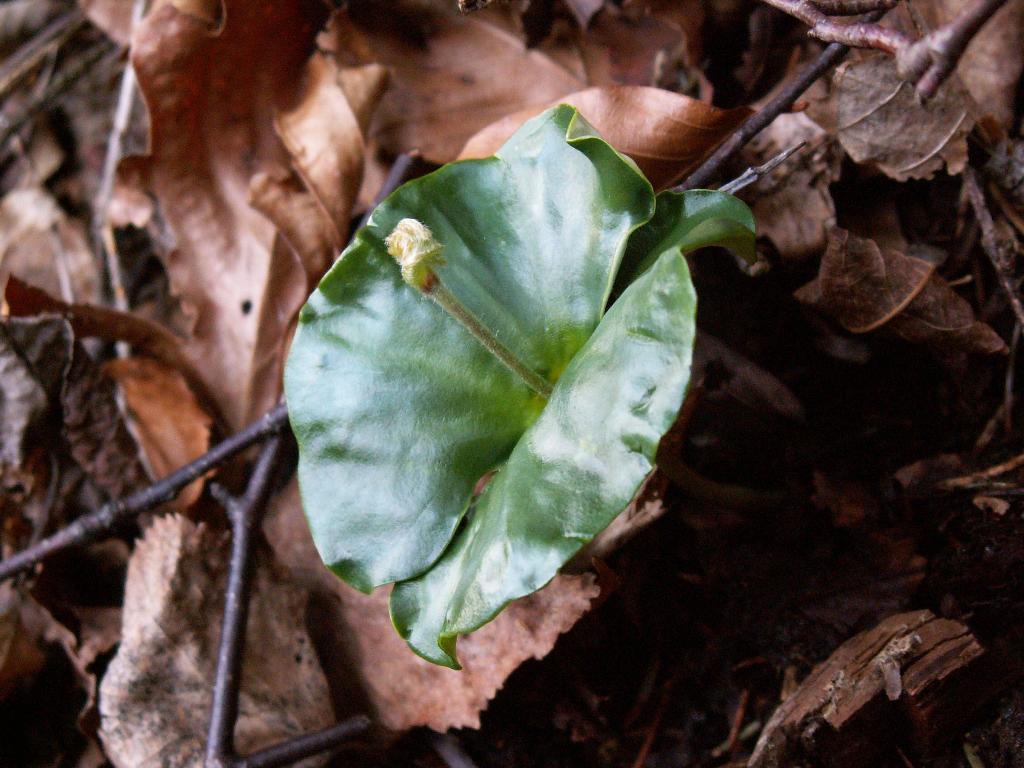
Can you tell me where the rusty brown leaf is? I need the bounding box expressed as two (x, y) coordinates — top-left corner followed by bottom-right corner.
(99, 515), (333, 767)
(742, 112), (840, 262)
(835, 54), (973, 182)
(103, 358), (211, 509)
(129, 0), (336, 428)
(62, 341), (151, 500)
(5, 277), (224, 429)
(264, 480), (599, 732)
(796, 228), (1007, 361)
(459, 85), (750, 189)
(332, 4), (586, 163)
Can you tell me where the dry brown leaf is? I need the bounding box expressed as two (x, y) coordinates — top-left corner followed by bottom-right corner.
(62, 341), (151, 499)
(835, 54), (973, 182)
(0, 317), (145, 504)
(5, 277), (224, 429)
(796, 228), (1007, 362)
(917, 0), (1024, 130)
(742, 112), (840, 262)
(580, 6), (689, 88)
(99, 514), (333, 767)
(264, 480), (599, 732)
(254, 53), (387, 282)
(130, 0), (332, 428)
(334, 5), (586, 163)
(0, 187), (99, 304)
(103, 357), (211, 508)
(459, 85), (750, 189)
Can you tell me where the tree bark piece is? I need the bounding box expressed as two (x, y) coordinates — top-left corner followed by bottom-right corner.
(749, 610), (1020, 768)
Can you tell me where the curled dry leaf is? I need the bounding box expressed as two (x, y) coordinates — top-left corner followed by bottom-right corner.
(0, 316), (148, 501)
(99, 515), (333, 767)
(253, 52), (387, 282)
(263, 481), (599, 731)
(103, 358), (211, 509)
(5, 277), (222, 428)
(796, 229), (1006, 363)
(742, 112), (840, 262)
(835, 54), (973, 182)
(130, 0), (342, 428)
(459, 85), (750, 189)
(62, 341), (151, 499)
(332, 4), (585, 163)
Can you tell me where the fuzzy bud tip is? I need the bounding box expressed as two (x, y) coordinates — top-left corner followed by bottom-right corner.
(385, 218), (445, 290)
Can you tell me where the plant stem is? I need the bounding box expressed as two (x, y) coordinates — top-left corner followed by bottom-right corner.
(424, 279), (553, 399)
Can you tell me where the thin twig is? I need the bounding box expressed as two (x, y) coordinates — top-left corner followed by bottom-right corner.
(964, 167), (1024, 329)
(95, 0), (147, 336)
(204, 434), (371, 768)
(0, 403), (289, 582)
(0, 8), (85, 99)
(356, 151), (418, 231)
(897, 0), (1009, 98)
(717, 142), (807, 194)
(759, 0), (907, 51)
(761, 0), (1009, 97)
(939, 450), (1024, 490)
(233, 718), (371, 768)
(0, 38), (116, 149)
(431, 733), (479, 768)
(206, 436), (284, 766)
(677, 28), (871, 191)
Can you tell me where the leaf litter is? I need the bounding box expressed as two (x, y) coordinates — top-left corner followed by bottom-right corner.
(2, 0), (1024, 765)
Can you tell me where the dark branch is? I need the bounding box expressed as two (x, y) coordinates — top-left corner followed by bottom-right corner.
(964, 167), (1024, 330)
(0, 403), (289, 582)
(205, 435), (286, 766)
(677, 38), (857, 191)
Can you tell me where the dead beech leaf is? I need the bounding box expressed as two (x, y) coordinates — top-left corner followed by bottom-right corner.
(796, 228), (1006, 361)
(835, 54), (973, 182)
(0, 317), (147, 503)
(264, 481), (599, 732)
(459, 85), (750, 189)
(62, 339), (151, 499)
(335, 5), (585, 163)
(254, 53), (387, 280)
(103, 358), (211, 509)
(99, 515), (333, 767)
(742, 112), (840, 262)
(5, 277), (223, 429)
(580, 6), (689, 88)
(130, 0), (330, 428)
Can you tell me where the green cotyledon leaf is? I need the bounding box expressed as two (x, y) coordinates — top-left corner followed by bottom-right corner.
(284, 104), (755, 667)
